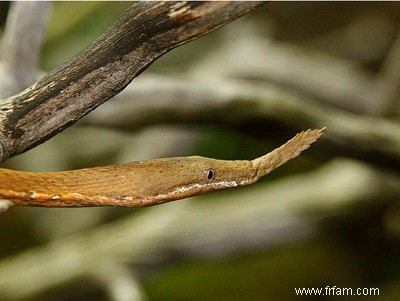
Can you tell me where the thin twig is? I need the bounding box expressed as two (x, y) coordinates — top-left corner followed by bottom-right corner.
(362, 26), (400, 115)
(82, 75), (400, 163)
(0, 2), (50, 98)
(189, 26), (378, 115)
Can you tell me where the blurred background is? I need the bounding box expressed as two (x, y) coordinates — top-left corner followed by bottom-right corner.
(0, 2), (400, 300)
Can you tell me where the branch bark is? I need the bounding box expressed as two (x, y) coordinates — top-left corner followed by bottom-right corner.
(0, 1), (264, 161)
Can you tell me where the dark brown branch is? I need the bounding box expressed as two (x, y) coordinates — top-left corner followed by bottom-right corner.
(0, 1), (264, 161)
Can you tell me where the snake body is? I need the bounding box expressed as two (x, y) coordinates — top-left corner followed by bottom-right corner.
(0, 128), (325, 208)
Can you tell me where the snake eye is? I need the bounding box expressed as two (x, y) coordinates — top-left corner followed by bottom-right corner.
(204, 168), (216, 181)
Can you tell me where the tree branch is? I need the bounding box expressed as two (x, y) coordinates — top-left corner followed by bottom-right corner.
(0, 2), (49, 98)
(81, 74), (400, 166)
(0, 1), (264, 161)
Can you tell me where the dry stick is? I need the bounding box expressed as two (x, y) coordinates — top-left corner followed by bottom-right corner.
(82, 75), (400, 160)
(0, 2), (49, 98)
(0, 1), (264, 161)
(0, 128), (325, 208)
(363, 26), (400, 115)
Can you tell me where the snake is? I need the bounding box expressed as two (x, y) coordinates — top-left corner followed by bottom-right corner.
(0, 128), (325, 208)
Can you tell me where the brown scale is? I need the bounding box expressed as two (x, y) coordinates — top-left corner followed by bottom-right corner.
(0, 128), (325, 208)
